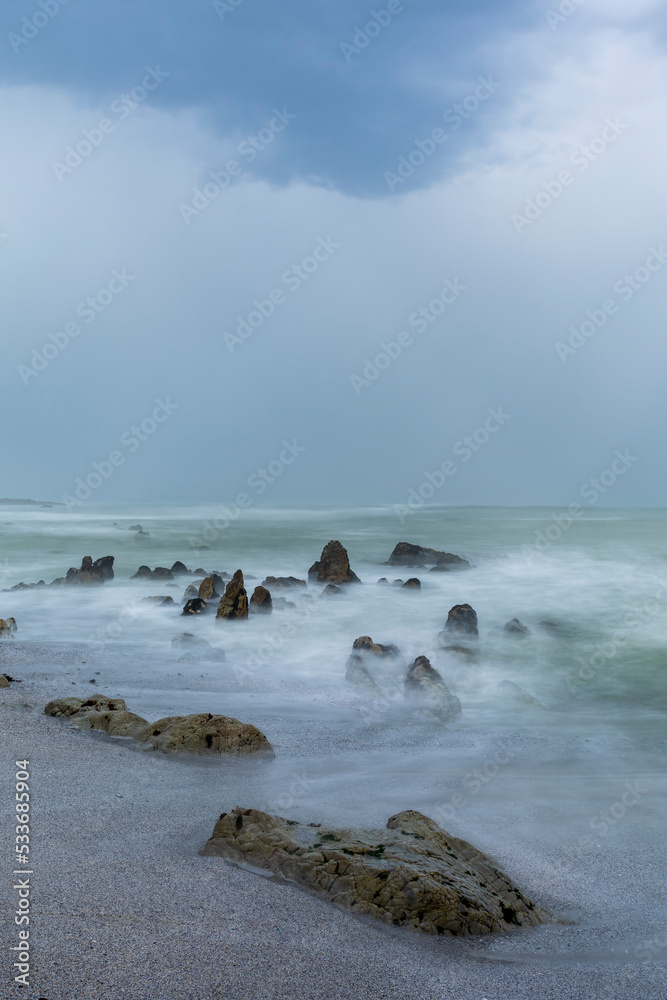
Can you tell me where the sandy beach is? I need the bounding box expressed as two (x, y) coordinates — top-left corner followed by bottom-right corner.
(2, 639), (665, 1000)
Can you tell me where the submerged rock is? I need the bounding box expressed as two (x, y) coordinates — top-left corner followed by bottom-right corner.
(444, 604), (479, 638)
(308, 540), (360, 584)
(346, 636), (402, 692)
(405, 656), (462, 722)
(216, 570), (248, 620)
(249, 586), (272, 614)
(504, 618), (530, 637)
(143, 596), (175, 606)
(497, 680), (545, 710)
(403, 578), (421, 589)
(63, 555), (114, 585)
(182, 584), (199, 601)
(261, 576), (306, 590)
(201, 807), (547, 935)
(387, 542), (469, 570)
(321, 583), (344, 596)
(135, 713), (274, 757)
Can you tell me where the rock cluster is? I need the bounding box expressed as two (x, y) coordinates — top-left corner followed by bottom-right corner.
(308, 541), (360, 584)
(201, 807), (547, 936)
(387, 542), (469, 571)
(51, 555), (114, 586)
(44, 696), (272, 757)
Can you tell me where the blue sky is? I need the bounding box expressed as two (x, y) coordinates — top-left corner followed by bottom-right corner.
(1, 0), (666, 505)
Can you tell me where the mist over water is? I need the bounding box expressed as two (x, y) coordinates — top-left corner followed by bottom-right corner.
(2, 503), (666, 957)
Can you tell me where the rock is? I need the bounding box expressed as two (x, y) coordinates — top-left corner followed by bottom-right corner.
(201, 807), (547, 935)
(346, 636), (402, 692)
(135, 713), (274, 757)
(152, 567), (174, 580)
(444, 604), (478, 638)
(93, 556), (115, 581)
(261, 576), (307, 590)
(497, 680), (545, 709)
(0, 617), (17, 636)
(44, 695), (127, 718)
(393, 579), (404, 586)
(308, 540), (360, 584)
(171, 633), (211, 648)
(128, 524), (143, 532)
(198, 575), (219, 601)
(404, 656), (462, 722)
(216, 570), (248, 620)
(65, 555), (112, 585)
(182, 584), (199, 601)
(69, 710), (149, 737)
(377, 578), (389, 585)
(170, 561), (191, 575)
(182, 598), (207, 616)
(504, 618), (530, 637)
(193, 568), (208, 576)
(388, 542), (470, 570)
(272, 597), (296, 609)
(143, 596), (175, 606)
(132, 565), (153, 580)
(249, 586), (272, 614)
(0, 675), (10, 687)
(134, 530), (150, 540)
(403, 578), (421, 589)
(321, 583), (343, 596)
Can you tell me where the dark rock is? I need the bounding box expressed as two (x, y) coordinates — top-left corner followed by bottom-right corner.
(321, 583), (343, 596)
(170, 561), (191, 575)
(393, 579), (404, 586)
(135, 713), (273, 757)
(261, 576), (307, 590)
(377, 578), (389, 585)
(216, 570), (248, 620)
(128, 524), (143, 531)
(308, 540), (360, 584)
(402, 578), (421, 589)
(93, 556), (115, 581)
(134, 530), (150, 541)
(152, 567), (174, 580)
(132, 565), (153, 580)
(182, 584), (199, 601)
(44, 694), (127, 717)
(249, 586), (272, 614)
(65, 555), (111, 585)
(504, 618), (530, 637)
(182, 598), (207, 616)
(388, 542), (469, 570)
(405, 656), (462, 722)
(143, 596), (175, 606)
(444, 604), (478, 637)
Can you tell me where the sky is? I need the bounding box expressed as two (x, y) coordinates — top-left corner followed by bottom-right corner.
(1, 0), (666, 507)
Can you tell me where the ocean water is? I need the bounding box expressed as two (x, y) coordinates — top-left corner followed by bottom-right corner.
(2, 503), (666, 958)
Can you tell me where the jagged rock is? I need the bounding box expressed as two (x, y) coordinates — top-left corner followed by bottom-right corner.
(182, 598), (207, 616)
(5, 580), (45, 591)
(261, 576), (307, 590)
(69, 709), (149, 737)
(321, 583), (343, 596)
(44, 695), (127, 718)
(171, 634), (226, 660)
(388, 542), (470, 570)
(0, 617), (17, 636)
(249, 586), (272, 614)
(405, 656), (462, 722)
(182, 584), (199, 601)
(198, 576), (219, 601)
(308, 540), (360, 584)
(65, 555), (114, 585)
(444, 604), (478, 638)
(505, 618), (530, 637)
(171, 561), (191, 575)
(201, 807), (547, 935)
(132, 565), (153, 579)
(497, 680), (545, 709)
(135, 713), (273, 757)
(143, 596), (175, 606)
(403, 578), (421, 589)
(216, 570), (248, 620)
